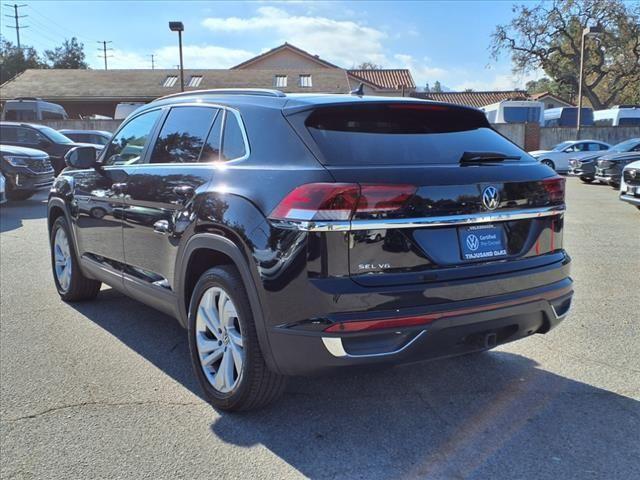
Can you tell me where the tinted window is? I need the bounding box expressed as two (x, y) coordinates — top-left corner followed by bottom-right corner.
(16, 127), (42, 144)
(587, 143), (602, 151)
(221, 112), (246, 161)
(104, 109), (162, 166)
(200, 110), (223, 162)
(0, 125), (18, 142)
(619, 117), (640, 126)
(150, 106), (218, 164)
(36, 126), (73, 144)
(42, 110), (64, 120)
(503, 106), (541, 123)
(305, 104), (525, 166)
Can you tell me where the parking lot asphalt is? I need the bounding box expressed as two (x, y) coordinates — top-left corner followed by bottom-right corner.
(1, 177), (639, 480)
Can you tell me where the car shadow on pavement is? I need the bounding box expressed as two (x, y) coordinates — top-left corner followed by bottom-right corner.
(69, 289), (640, 480)
(0, 194), (48, 233)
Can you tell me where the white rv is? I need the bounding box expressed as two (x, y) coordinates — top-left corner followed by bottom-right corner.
(480, 100), (544, 124)
(593, 106), (640, 127)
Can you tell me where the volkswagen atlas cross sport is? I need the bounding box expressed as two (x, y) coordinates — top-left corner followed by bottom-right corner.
(47, 89), (573, 411)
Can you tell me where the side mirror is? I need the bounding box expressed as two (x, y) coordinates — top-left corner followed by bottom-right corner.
(65, 146), (97, 169)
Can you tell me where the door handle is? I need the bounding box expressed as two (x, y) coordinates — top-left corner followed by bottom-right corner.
(153, 219), (171, 234)
(112, 182), (128, 195)
(173, 185), (195, 198)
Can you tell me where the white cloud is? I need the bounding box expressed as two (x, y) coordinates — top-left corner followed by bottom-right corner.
(89, 45), (255, 70)
(201, 6), (388, 67)
(451, 69), (541, 91)
(391, 54), (448, 85)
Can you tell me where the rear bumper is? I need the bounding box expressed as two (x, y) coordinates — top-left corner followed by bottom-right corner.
(266, 260), (573, 375)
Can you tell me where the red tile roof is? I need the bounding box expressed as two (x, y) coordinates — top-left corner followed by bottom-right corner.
(411, 90), (529, 108)
(348, 69), (416, 90)
(529, 91), (574, 106)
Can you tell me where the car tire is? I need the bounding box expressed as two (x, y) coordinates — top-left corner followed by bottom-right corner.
(50, 216), (101, 301)
(188, 265), (287, 411)
(541, 159), (555, 170)
(6, 188), (35, 201)
(579, 176), (594, 184)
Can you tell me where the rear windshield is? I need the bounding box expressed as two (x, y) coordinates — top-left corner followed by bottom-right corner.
(305, 104), (525, 165)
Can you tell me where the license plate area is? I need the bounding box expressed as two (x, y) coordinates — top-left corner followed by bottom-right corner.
(458, 224), (508, 262)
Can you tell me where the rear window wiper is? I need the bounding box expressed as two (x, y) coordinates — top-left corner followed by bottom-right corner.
(460, 151), (521, 164)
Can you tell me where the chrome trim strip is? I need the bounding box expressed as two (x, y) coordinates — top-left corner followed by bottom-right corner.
(321, 331), (427, 359)
(271, 206), (565, 232)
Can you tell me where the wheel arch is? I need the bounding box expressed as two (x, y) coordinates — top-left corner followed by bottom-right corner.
(175, 233), (280, 374)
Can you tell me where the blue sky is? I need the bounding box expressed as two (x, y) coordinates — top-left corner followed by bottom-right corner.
(4, 0), (540, 90)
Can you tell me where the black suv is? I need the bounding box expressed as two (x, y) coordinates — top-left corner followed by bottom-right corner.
(0, 144), (54, 200)
(47, 90), (573, 411)
(0, 122), (102, 175)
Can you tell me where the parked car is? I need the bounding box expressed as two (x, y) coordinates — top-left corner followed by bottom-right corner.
(0, 172), (6, 204)
(0, 144), (54, 200)
(59, 129), (112, 146)
(529, 140), (610, 173)
(619, 160), (640, 210)
(569, 138), (640, 183)
(0, 122), (103, 175)
(594, 151), (640, 188)
(48, 90), (573, 411)
(1, 98), (68, 121)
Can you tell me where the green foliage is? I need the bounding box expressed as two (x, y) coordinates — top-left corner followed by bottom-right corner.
(0, 35), (88, 85)
(491, 0), (640, 108)
(432, 81), (443, 93)
(0, 37), (45, 84)
(44, 37), (87, 69)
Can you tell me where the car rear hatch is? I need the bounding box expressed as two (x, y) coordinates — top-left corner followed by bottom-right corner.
(280, 101), (565, 287)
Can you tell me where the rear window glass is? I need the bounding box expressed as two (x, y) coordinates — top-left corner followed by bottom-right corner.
(305, 104), (524, 165)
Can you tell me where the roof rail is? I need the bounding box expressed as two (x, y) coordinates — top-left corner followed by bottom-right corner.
(153, 88), (286, 102)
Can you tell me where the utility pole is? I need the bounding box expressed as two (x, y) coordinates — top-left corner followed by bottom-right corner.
(4, 3), (28, 49)
(97, 40), (113, 70)
(148, 54), (155, 70)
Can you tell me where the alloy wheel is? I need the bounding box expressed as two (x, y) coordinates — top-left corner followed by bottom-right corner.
(195, 287), (245, 393)
(54, 228), (72, 292)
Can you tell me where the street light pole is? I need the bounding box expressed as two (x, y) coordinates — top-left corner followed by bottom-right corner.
(169, 21), (185, 92)
(576, 25), (602, 140)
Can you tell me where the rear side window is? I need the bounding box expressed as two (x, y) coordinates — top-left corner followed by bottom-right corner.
(619, 117), (640, 126)
(150, 106), (219, 164)
(305, 104), (525, 165)
(200, 110), (223, 162)
(222, 112), (247, 161)
(0, 126), (18, 142)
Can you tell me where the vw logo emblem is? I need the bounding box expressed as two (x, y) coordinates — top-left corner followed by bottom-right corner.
(482, 186), (500, 211)
(466, 234), (480, 251)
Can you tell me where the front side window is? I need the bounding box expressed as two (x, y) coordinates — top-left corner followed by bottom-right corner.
(16, 127), (42, 144)
(221, 112), (247, 161)
(103, 109), (162, 166)
(36, 126), (74, 144)
(150, 106), (219, 164)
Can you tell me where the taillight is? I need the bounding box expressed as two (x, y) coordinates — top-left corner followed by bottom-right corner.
(541, 177), (565, 203)
(270, 183), (416, 222)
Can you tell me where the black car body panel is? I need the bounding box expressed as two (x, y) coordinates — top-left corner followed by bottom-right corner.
(0, 144), (54, 195)
(0, 122), (103, 175)
(595, 151), (640, 186)
(47, 90), (573, 376)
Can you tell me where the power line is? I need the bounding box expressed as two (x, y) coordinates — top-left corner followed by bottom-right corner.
(4, 3), (28, 49)
(97, 40), (113, 70)
(27, 4), (91, 45)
